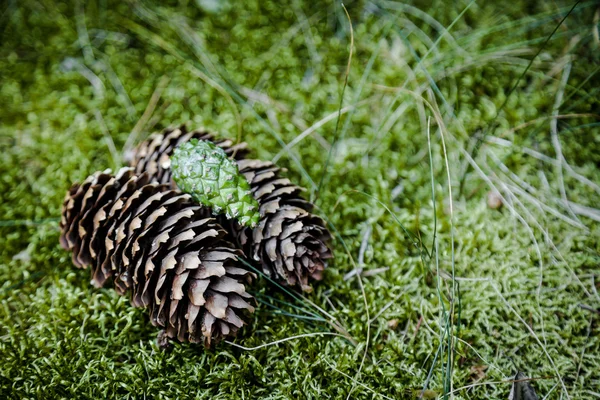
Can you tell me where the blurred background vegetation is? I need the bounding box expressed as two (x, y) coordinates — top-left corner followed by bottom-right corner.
(1, 0), (599, 398)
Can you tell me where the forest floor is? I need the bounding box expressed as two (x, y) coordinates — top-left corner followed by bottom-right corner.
(1, 0), (599, 398)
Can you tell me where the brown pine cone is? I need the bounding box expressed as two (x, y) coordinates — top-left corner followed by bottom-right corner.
(59, 167), (255, 346)
(128, 128), (333, 292)
(127, 125), (248, 187)
(233, 159), (332, 292)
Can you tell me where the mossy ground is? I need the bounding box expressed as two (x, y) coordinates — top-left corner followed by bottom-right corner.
(1, 0), (599, 398)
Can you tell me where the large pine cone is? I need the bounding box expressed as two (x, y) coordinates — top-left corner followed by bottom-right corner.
(128, 127), (333, 291)
(127, 125), (248, 187)
(59, 167), (255, 346)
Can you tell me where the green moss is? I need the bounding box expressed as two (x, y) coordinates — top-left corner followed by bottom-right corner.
(1, 0), (599, 398)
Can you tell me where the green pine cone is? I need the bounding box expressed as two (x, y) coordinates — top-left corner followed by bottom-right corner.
(171, 139), (260, 228)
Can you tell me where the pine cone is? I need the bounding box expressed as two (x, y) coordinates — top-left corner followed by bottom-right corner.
(171, 139), (260, 227)
(128, 125), (248, 187)
(128, 128), (333, 292)
(233, 159), (332, 291)
(59, 167), (255, 346)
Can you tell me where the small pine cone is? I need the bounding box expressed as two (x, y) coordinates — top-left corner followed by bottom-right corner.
(59, 167), (255, 346)
(233, 159), (332, 291)
(128, 125), (248, 186)
(171, 139), (260, 227)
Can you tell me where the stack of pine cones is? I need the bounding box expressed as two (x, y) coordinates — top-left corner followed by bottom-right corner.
(60, 125), (332, 347)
